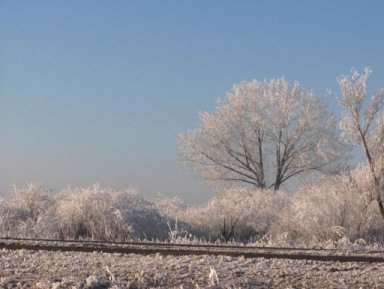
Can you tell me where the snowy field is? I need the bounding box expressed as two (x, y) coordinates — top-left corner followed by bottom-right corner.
(1, 248), (384, 289)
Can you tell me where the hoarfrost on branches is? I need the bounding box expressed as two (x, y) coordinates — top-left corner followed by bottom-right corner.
(178, 186), (288, 242)
(338, 68), (384, 219)
(180, 78), (345, 191)
(0, 183), (169, 241)
(55, 184), (169, 241)
(0, 183), (55, 238)
(275, 165), (383, 244)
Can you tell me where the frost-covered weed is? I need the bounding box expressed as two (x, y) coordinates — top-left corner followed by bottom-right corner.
(166, 220), (191, 243)
(208, 266), (219, 286)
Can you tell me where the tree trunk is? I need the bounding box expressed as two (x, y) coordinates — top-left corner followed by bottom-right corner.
(360, 131), (384, 220)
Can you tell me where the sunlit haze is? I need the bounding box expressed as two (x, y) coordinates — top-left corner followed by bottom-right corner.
(1, 1), (384, 203)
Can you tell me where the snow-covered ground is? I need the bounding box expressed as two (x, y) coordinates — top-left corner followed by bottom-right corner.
(1, 248), (383, 288)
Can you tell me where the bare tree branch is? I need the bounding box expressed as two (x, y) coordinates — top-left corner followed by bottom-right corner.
(179, 78), (346, 190)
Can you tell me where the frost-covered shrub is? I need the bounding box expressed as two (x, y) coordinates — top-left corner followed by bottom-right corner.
(175, 187), (288, 242)
(153, 195), (192, 242)
(154, 194), (187, 220)
(55, 184), (131, 241)
(0, 183), (54, 238)
(55, 184), (168, 241)
(122, 192), (169, 240)
(275, 165), (384, 244)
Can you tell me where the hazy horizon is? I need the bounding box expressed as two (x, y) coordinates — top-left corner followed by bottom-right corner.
(1, 1), (384, 203)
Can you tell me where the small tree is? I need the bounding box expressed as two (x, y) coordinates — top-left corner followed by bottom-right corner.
(180, 79), (345, 190)
(338, 68), (384, 219)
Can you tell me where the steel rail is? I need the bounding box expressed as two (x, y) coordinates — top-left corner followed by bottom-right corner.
(0, 236), (377, 252)
(0, 237), (384, 263)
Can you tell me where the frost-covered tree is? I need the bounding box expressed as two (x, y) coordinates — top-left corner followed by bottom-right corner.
(180, 79), (344, 190)
(338, 68), (384, 219)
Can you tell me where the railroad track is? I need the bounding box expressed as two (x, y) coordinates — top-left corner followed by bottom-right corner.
(1, 237), (384, 263)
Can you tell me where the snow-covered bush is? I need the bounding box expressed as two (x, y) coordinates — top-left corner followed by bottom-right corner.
(0, 183), (54, 238)
(174, 187), (288, 242)
(274, 165), (384, 244)
(55, 184), (168, 241)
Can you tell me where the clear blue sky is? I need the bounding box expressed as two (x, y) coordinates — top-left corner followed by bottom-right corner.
(1, 1), (384, 203)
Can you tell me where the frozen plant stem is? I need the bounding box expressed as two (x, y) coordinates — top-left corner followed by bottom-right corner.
(105, 266), (117, 285)
(208, 266), (219, 285)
